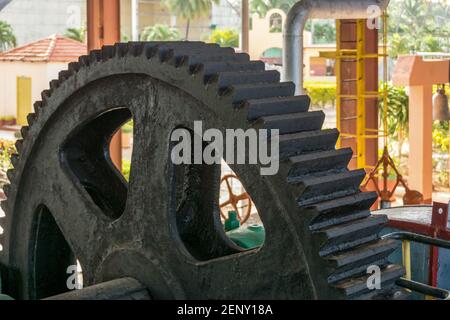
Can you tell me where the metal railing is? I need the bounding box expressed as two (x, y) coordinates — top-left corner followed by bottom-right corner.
(382, 231), (450, 300)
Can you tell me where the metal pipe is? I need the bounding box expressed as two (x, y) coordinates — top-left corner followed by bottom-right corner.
(382, 231), (450, 250)
(396, 278), (450, 300)
(283, 0), (389, 94)
(45, 278), (150, 300)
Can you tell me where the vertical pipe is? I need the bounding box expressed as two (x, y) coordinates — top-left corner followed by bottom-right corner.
(283, 0), (390, 94)
(131, 0), (139, 41)
(241, 0), (249, 53)
(283, 1), (310, 95)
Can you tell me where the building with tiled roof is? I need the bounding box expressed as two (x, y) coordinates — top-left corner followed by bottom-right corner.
(0, 34), (86, 63)
(0, 35), (86, 124)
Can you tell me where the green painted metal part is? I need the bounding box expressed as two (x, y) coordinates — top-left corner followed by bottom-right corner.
(226, 224), (266, 250)
(224, 211), (241, 232)
(0, 294), (14, 300)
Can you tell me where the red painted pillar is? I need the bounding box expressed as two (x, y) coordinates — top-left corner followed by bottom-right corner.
(87, 0), (122, 170)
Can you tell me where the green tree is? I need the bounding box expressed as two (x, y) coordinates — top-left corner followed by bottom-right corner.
(209, 28), (239, 47)
(161, 0), (219, 40)
(250, 0), (296, 17)
(141, 24), (180, 41)
(379, 83), (409, 158)
(312, 22), (336, 44)
(64, 28), (85, 43)
(0, 20), (16, 52)
(388, 0), (450, 57)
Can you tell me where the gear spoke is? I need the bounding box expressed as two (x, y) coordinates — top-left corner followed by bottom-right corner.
(48, 166), (111, 268)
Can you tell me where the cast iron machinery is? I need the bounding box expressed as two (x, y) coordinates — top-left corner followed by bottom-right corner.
(0, 42), (405, 300)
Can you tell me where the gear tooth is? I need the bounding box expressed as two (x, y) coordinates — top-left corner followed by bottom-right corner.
(89, 50), (102, 63)
(20, 126), (29, 138)
(68, 61), (80, 73)
(114, 43), (128, 58)
(33, 101), (43, 114)
(58, 70), (71, 81)
(41, 89), (51, 102)
(10, 154), (18, 168)
(101, 45), (115, 61)
(127, 41), (144, 56)
(158, 47), (174, 62)
(143, 43), (158, 59)
(49, 79), (60, 90)
(1, 199), (9, 214)
(176, 55), (190, 68)
(27, 113), (36, 126)
(189, 62), (204, 76)
(2, 184), (10, 198)
(6, 169), (15, 182)
(78, 54), (90, 66)
(14, 139), (23, 153)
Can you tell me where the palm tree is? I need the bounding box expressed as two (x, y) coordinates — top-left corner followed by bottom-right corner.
(0, 20), (16, 52)
(141, 24), (180, 41)
(161, 0), (219, 40)
(64, 28), (85, 43)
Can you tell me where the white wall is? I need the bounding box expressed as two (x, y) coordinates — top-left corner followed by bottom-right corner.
(0, 61), (68, 117)
(0, 0), (86, 46)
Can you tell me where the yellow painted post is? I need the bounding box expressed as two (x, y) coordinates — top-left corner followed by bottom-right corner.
(356, 20), (366, 169)
(402, 240), (412, 280)
(335, 20), (342, 149)
(16, 76), (32, 126)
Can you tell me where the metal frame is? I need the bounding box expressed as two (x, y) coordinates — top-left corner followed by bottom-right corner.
(336, 16), (388, 170)
(383, 230), (450, 299)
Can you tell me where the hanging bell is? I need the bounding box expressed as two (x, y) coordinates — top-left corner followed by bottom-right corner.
(433, 85), (450, 121)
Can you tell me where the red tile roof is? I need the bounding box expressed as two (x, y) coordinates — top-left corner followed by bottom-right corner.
(0, 34), (87, 63)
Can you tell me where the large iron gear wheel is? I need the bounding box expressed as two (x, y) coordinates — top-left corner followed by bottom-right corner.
(0, 42), (404, 300)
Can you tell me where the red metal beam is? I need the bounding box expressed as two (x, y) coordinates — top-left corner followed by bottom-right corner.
(387, 202), (450, 287)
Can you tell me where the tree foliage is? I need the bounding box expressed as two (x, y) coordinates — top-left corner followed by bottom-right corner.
(209, 28), (239, 47)
(64, 28), (85, 43)
(0, 20), (16, 52)
(250, 0), (296, 17)
(310, 22), (336, 44)
(379, 83), (409, 157)
(388, 0), (450, 57)
(161, 0), (219, 39)
(141, 24), (180, 41)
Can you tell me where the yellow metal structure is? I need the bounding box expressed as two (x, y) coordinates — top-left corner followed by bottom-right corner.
(335, 15), (389, 170)
(402, 240), (412, 280)
(17, 76), (32, 126)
